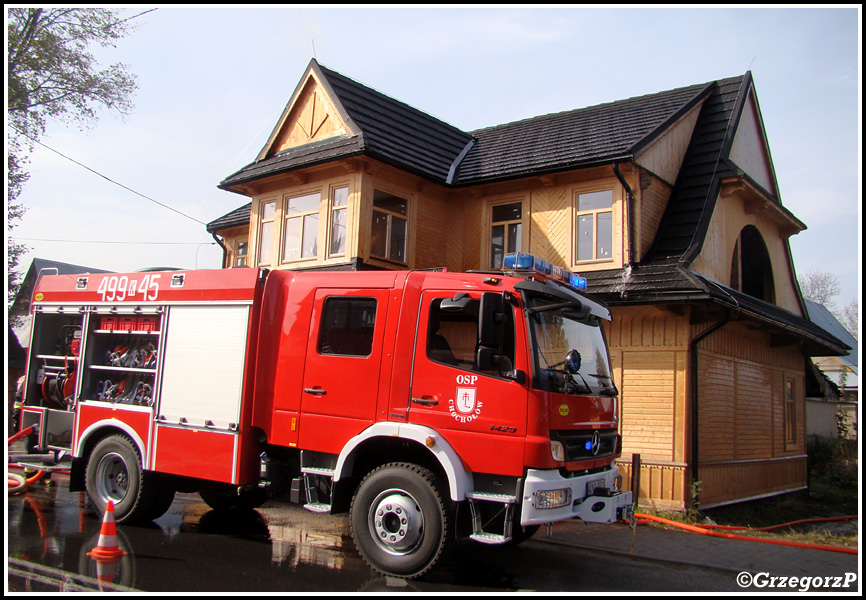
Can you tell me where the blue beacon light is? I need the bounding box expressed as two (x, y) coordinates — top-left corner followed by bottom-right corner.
(503, 253), (587, 291)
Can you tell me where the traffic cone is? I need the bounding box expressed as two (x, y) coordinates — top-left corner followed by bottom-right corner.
(87, 500), (127, 560)
(94, 555), (121, 590)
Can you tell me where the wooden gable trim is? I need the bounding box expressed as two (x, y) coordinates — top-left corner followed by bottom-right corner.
(256, 60), (358, 162)
(719, 178), (805, 238)
(729, 90), (781, 198)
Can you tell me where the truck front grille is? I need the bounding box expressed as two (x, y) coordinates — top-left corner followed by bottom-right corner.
(551, 428), (619, 462)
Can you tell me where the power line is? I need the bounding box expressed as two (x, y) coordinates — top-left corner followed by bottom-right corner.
(9, 124), (208, 226)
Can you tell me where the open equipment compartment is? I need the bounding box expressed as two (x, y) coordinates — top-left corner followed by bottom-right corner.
(22, 306), (84, 451)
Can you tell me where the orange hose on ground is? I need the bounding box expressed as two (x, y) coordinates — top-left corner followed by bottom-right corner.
(8, 427), (49, 493)
(634, 512), (858, 555)
(698, 515), (858, 532)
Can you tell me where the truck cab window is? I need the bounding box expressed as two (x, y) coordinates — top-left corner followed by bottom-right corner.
(318, 297), (377, 356)
(427, 296), (515, 375)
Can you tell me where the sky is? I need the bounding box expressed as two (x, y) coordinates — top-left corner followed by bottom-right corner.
(7, 6), (862, 314)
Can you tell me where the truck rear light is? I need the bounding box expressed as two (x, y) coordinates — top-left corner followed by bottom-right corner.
(534, 488), (571, 509)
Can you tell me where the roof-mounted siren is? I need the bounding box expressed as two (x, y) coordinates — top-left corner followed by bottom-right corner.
(502, 252), (587, 291)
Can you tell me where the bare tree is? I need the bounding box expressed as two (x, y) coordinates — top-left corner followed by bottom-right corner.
(839, 298), (859, 341)
(800, 270), (859, 339)
(799, 270), (842, 306)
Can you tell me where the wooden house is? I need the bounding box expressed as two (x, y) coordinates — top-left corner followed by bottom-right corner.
(208, 60), (848, 510)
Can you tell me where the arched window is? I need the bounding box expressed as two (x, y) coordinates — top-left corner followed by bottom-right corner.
(730, 225), (775, 304)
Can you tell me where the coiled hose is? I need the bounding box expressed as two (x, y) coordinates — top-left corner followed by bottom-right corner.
(8, 426), (47, 495)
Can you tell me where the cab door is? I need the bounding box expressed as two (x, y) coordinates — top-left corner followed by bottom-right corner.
(408, 291), (527, 476)
(297, 288), (389, 453)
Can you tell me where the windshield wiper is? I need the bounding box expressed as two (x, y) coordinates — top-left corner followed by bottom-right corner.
(587, 373), (618, 396)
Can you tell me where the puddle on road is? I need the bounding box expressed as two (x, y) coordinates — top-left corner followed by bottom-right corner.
(6, 475), (395, 592)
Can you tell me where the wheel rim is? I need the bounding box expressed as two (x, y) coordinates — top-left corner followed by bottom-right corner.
(368, 488), (425, 556)
(94, 451), (130, 503)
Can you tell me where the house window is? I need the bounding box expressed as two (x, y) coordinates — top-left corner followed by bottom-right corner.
(235, 241), (248, 267)
(730, 225), (775, 304)
(258, 201), (276, 265)
(329, 186), (348, 256)
(784, 377), (797, 447)
(490, 202), (522, 269)
(283, 192), (321, 261)
(371, 189), (407, 264)
(575, 189), (613, 262)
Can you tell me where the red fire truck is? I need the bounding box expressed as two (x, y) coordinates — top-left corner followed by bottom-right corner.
(18, 253), (632, 578)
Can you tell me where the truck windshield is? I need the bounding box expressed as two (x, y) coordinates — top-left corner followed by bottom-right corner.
(525, 295), (616, 397)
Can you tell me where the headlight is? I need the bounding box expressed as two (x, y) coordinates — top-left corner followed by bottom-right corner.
(551, 440), (565, 462)
(534, 488), (571, 509)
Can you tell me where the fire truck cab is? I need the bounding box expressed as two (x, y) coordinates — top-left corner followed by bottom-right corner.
(19, 254), (632, 578)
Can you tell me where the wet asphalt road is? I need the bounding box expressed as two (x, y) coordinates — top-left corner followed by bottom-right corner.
(7, 471), (743, 593)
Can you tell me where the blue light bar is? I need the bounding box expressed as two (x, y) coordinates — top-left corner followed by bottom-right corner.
(502, 253), (587, 291)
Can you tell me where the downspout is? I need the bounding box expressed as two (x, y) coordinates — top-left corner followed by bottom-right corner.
(689, 311), (733, 505)
(211, 232), (229, 269)
(613, 163), (636, 266)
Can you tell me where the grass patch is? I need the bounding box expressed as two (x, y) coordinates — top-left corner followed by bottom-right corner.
(638, 436), (859, 549)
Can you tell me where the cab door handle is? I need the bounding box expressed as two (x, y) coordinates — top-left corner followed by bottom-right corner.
(304, 387), (327, 396)
(411, 396), (438, 406)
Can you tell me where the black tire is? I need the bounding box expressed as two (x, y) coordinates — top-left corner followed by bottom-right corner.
(350, 463), (451, 579)
(85, 434), (158, 524)
(199, 481), (269, 511)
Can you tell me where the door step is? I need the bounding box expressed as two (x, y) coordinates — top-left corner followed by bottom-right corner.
(467, 493), (518, 544)
(300, 465), (335, 513)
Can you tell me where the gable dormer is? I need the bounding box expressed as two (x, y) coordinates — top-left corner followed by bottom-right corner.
(258, 63), (355, 161)
(728, 89), (778, 198)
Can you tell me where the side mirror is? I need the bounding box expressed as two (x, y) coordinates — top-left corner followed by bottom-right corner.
(440, 292), (472, 312)
(476, 347), (525, 383)
(479, 292), (504, 347)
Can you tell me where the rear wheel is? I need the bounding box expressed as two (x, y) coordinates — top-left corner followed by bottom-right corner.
(85, 434), (161, 523)
(350, 463), (451, 579)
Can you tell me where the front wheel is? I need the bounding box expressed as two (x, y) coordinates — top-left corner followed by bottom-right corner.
(350, 463), (452, 579)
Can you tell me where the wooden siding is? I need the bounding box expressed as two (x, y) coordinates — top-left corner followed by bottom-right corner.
(729, 91), (776, 197)
(690, 184), (803, 314)
(617, 460), (687, 511)
(607, 309), (808, 510)
(634, 101), (704, 185)
(415, 183), (459, 271)
(448, 165), (627, 274)
(694, 322), (807, 507)
(636, 171), (672, 261)
(608, 306), (690, 509)
(699, 456), (807, 509)
(621, 350), (676, 458)
(528, 186), (570, 269)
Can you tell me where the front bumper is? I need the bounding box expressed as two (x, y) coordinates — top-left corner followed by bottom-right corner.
(520, 467), (633, 526)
